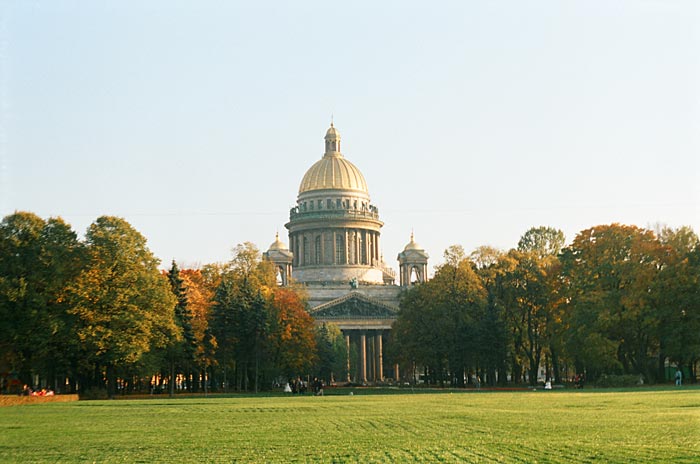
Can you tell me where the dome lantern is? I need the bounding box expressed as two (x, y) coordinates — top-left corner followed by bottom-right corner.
(324, 122), (341, 154)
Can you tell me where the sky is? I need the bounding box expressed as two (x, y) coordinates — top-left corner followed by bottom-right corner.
(1, 0), (699, 272)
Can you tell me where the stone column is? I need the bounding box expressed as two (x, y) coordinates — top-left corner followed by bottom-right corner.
(360, 230), (370, 264)
(320, 231), (325, 264)
(377, 332), (384, 382)
(332, 230), (337, 265)
(375, 232), (380, 263)
(291, 235), (296, 267)
(368, 334), (375, 381)
(345, 333), (351, 383)
(344, 230), (349, 264)
(360, 333), (367, 384)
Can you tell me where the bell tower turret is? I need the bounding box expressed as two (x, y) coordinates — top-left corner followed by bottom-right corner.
(398, 232), (429, 286)
(263, 233), (293, 286)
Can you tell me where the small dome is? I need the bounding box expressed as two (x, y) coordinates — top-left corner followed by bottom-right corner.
(268, 232), (288, 251)
(325, 123), (340, 140)
(404, 232), (422, 251)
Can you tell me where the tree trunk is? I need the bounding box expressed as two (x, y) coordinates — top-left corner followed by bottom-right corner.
(254, 356), (259, 393)
(551, 348), (561, 384)
(658, 351), (666, 383)
(169, 359), (175, 397)
(106, 364), (116, 399)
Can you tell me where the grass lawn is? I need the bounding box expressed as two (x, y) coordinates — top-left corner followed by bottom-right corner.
(1, 387), (698, 463)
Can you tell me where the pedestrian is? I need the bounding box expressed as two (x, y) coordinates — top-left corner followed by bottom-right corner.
(675, 369), (682, 386)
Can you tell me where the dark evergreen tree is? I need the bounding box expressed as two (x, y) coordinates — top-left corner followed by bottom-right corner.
(166, 261), (197, 395)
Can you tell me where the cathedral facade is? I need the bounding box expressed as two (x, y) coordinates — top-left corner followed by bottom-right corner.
(264, 124), (429, 384)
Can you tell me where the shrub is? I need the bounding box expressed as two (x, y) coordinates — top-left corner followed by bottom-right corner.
(78, 387), (109, 400)
(595, 374), (642, 388)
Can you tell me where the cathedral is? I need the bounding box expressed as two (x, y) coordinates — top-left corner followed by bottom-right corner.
(264, 123), (429, 384)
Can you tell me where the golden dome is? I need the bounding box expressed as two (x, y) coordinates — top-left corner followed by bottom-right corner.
(325, 124), (340, 140)
(299, 124), (369, 194)
(268, 232), (288, 251)
(404, 232), (422, 251)
(299, 156), (368, 194)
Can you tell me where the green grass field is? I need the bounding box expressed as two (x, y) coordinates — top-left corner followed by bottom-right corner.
(1, 388), (698, 463)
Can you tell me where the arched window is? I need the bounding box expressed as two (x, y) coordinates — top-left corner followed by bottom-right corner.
(348, 231), (356, 265)
(303, 236), (309, 266)
(276, 266), (284, 285)
(336, 234), (345, 264)
(410, 266), (421, 284)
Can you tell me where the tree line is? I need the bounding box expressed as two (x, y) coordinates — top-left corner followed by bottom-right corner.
(0, 212), (344, 397)
(392, 225), (700, 386)
(1, 212), (697, 395)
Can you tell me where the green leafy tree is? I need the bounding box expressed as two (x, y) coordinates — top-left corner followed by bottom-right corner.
(517, 226), (567, 383)
(653, 226), (700, 381)
(470, 246), (509, 386)
(0, 212), (84, 390)
(560, 224), (663, 381)
(314, 323), (346, 384)
(496, 250), (555, 385)
(68, 216), (179, 397)
(517, 226), (566, 259)
(393, 245), (486, 386)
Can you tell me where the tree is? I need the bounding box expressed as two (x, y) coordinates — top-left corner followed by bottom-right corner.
(496, 250), (555, 385)
(469, 245), (504, 271)
(314, 323), (346, 384)
(269, 287), (317, 378)
(210, 243), (277, 392)
(180, 268), (216, 392)
(560, 224), (663, 381)
(468, 246), (509, 386)
(0, 212), (84, 391)
(653, 226), (700, 381)
(517, 226), (567, 383)
(67, 216), (179, 397)
(164, 261), (197, 396)
(393, 246), (486, 386)
(517, 226), (566, 259)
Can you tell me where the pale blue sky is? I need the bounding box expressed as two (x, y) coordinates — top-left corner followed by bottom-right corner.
(1, 0), (698, 271)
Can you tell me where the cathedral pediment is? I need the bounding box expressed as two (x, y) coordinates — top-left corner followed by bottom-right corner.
(310, 292), (399, 320)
